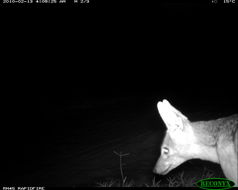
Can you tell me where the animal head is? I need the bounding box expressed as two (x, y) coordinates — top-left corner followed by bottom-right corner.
(153, 99), (197, 175)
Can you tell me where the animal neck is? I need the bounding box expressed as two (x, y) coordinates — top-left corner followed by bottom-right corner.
(190, 122), (220, 163)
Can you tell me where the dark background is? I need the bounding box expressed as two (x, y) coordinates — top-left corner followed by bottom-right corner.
(2, 0), (238, 187)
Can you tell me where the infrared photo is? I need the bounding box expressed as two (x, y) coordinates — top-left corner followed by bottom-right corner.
(2, 0), (238, 188)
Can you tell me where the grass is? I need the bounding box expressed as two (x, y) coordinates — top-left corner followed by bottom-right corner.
(96, 151), (220, 187)
(145, 177), (161, 187)
(97, 150), (134, 187)
(96, 168), (218, 187)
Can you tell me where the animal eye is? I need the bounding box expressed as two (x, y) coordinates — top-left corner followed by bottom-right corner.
(163, 147), (169, 154)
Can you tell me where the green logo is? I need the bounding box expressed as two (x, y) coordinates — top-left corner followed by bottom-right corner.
(196, 178), (235, 190)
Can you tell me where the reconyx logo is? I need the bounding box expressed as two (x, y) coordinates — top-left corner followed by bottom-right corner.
(196, 178), (235, 190)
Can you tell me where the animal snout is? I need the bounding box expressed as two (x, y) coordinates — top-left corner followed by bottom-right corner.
(153, 167), (159, 174)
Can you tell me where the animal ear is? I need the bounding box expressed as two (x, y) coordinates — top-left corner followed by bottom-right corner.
(157, 99), (188, 131)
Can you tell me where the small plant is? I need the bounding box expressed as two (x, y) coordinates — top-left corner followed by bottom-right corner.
(120, 177), (134, 187)
(201, 167), (215, 179)
(165, 167), (217, 187)
(96, 179), (117, 187)
(176, 171), (197, 187)
(167, 175), (181, 187)
(113, 150), (131, 187)
(145, 177), (161, 187)
(96, 150), (132, 187)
